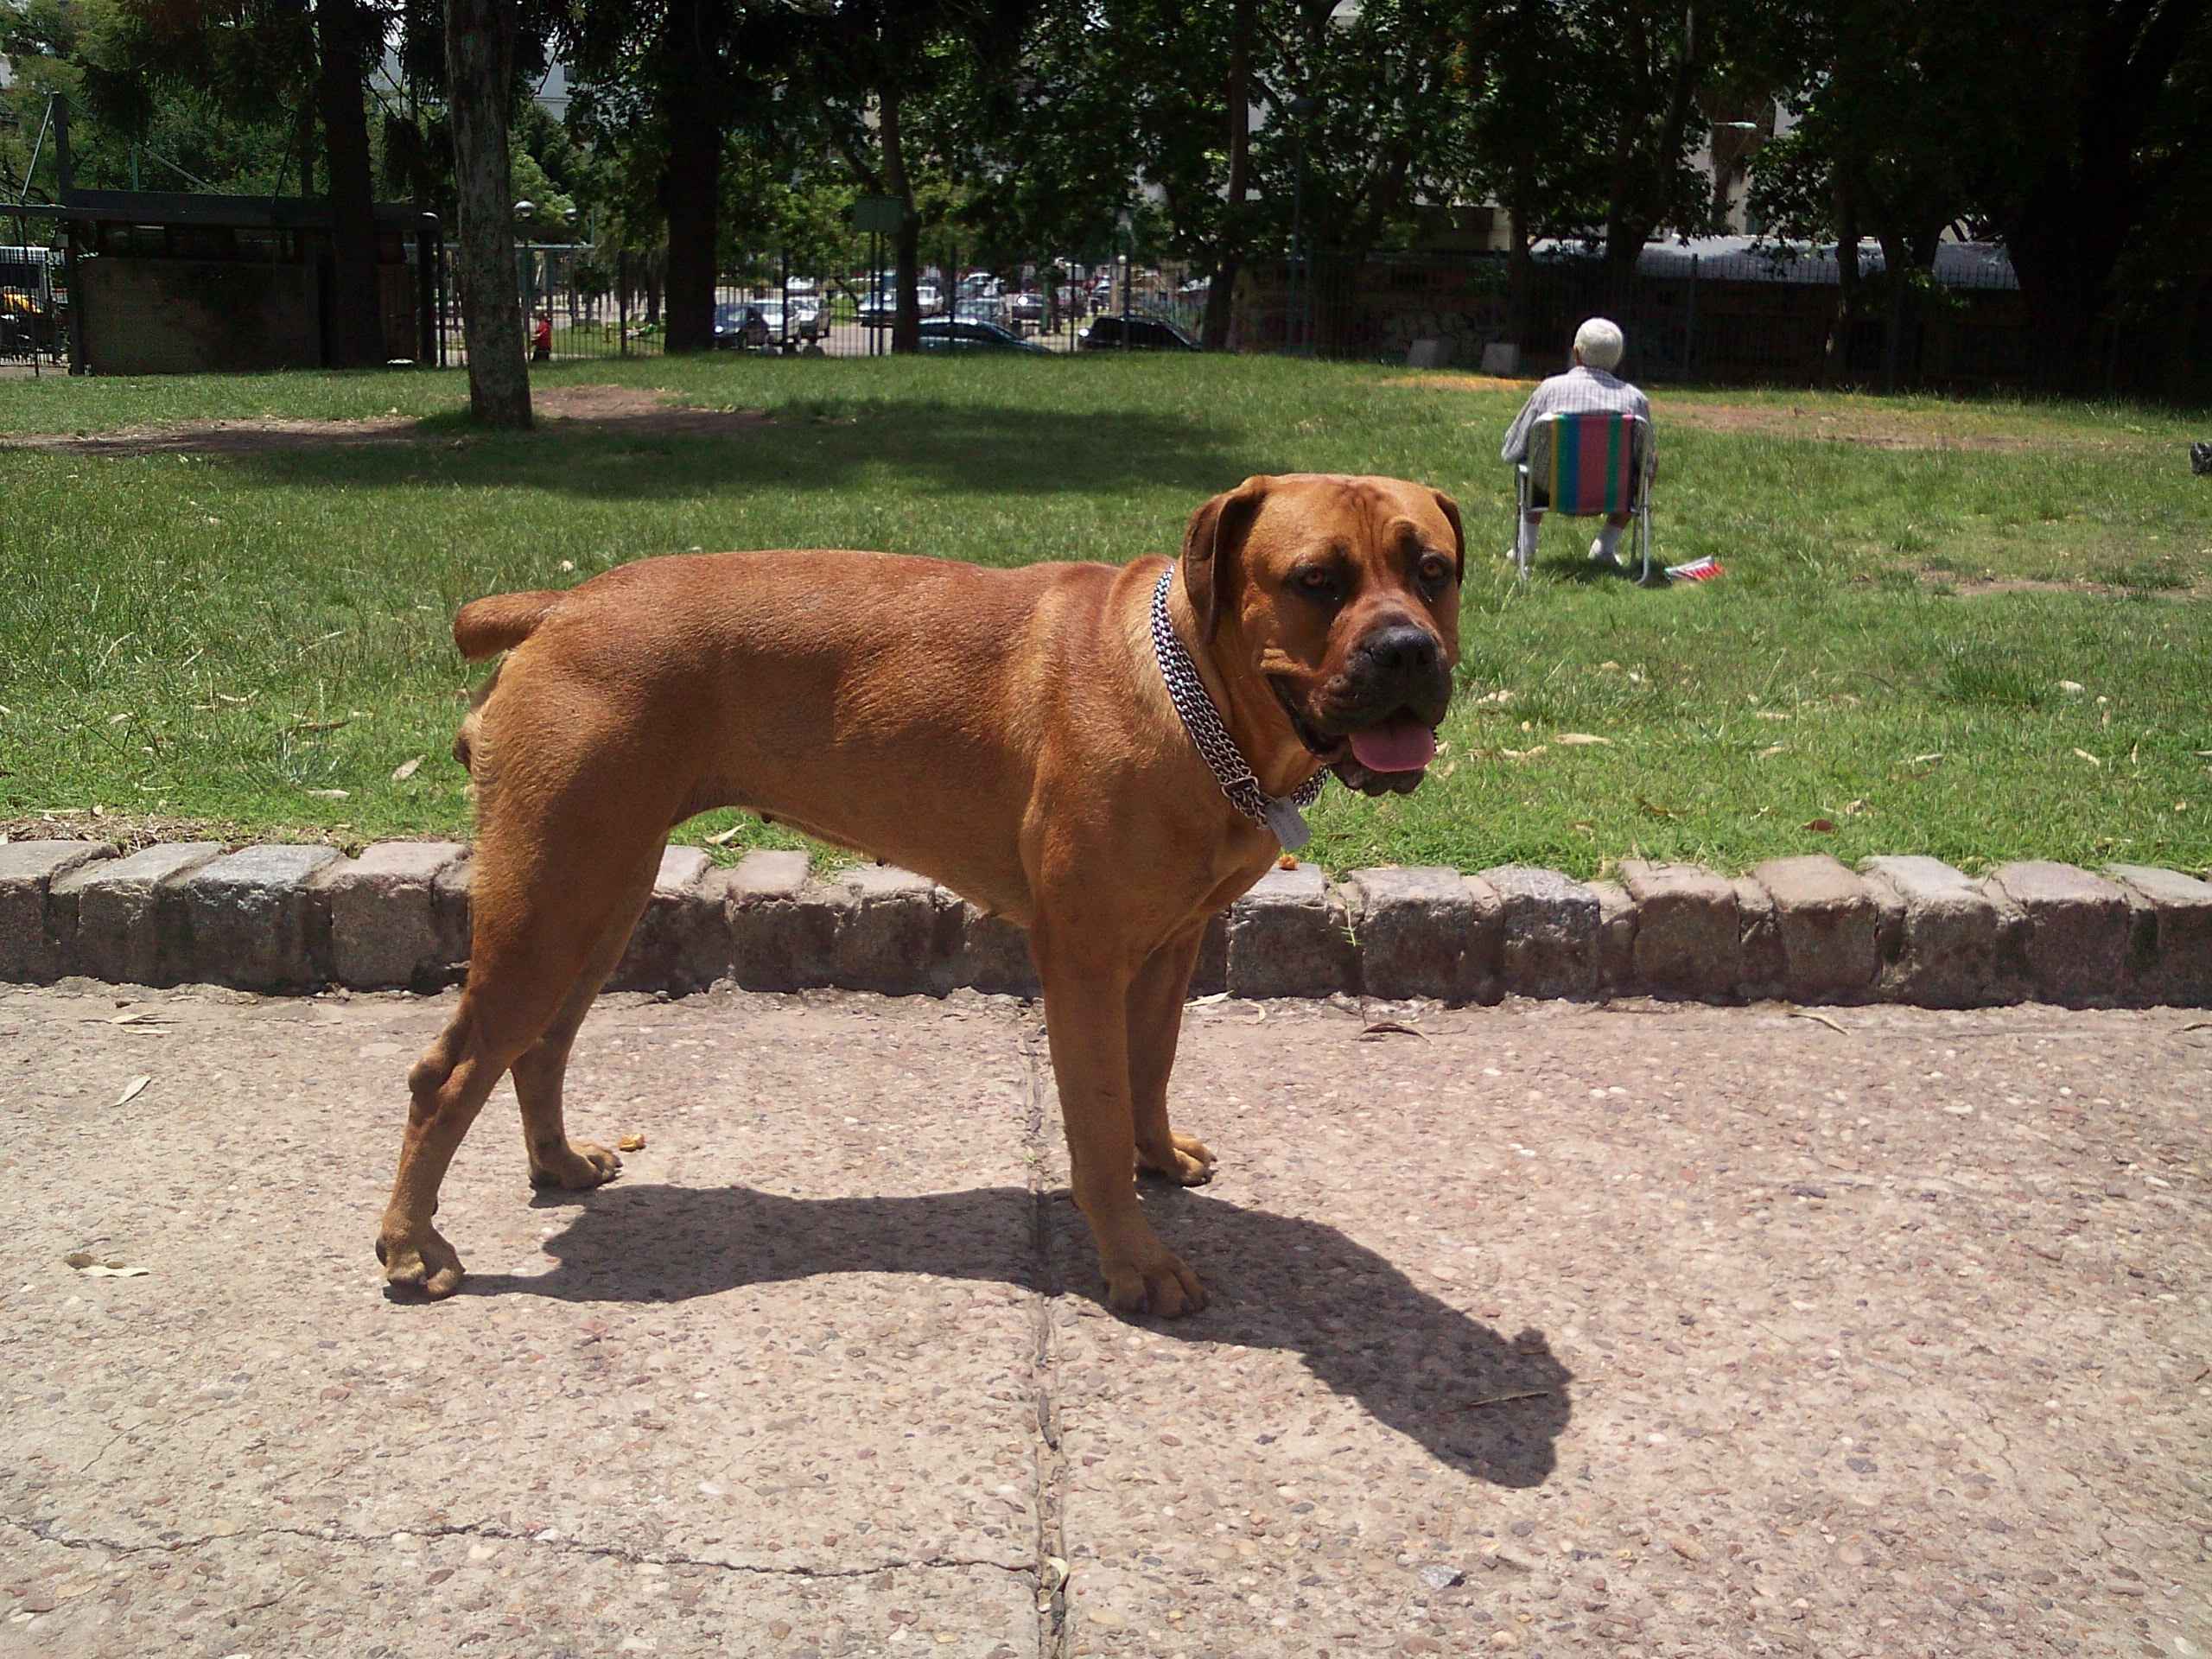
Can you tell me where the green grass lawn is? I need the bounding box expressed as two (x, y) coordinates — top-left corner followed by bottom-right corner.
(2, 353), (2207, 879)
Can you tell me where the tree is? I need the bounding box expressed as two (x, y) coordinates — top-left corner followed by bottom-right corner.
(791, 0), (1032, 352)
(564, 0), (789, 352)
(446, 0), (531, 422)
(1749, 0), (2209, 382)
(1953, 0), (2210, 340)
(55, 0), (395, 365)
(2, 0), (296, 201)
(1746, 0), (1974, 384)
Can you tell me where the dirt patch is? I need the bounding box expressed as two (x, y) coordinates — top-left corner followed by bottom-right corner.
(1391, 373), (1534, 394)
(1896, 568), (2209, 599)
(1, 812), (249, 853)
(1652, 400), (2126, 450)
(0, 384), (776, 458)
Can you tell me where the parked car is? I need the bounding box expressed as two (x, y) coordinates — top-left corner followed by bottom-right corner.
(714, 298), (821, 349)
(1079, 315), (1200, 352)
(858, 281), (947, 324)
(917, 317), (1050, 353)
(712, 302), (775, 350)
(1004, 290), (1046, 324)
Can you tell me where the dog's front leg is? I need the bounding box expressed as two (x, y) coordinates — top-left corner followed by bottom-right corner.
(1032, 919), (1206, 1318)
(1128, 924), (1215, 1186)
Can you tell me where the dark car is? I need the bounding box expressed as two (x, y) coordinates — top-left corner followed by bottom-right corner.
(917, 318), (1049, 354)
(1078, 315), (1199, 352)
(712, 302), (774, 351)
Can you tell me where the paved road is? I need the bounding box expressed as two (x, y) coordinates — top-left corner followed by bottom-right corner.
(2, 981), (2206, 1659)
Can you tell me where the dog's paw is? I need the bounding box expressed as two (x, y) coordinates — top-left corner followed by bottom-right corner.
(1138, 1132), (1216, 1186)
(1102, 1243), (1207, 1319)
(377, 1226), (466, 1299)
(529, 1139), (623, 1192)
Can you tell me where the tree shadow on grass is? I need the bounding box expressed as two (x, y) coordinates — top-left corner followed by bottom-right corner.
(462, 1180), (1572, 1489)
(223, 397), (1256, 504)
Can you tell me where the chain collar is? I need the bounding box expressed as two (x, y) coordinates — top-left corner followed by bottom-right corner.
(1150, 565), (1326, 851)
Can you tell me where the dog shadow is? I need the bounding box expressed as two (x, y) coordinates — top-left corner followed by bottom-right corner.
(467, 1181), (1571, 1487)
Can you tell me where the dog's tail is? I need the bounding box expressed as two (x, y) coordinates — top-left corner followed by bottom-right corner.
(453, 590), (563, 661)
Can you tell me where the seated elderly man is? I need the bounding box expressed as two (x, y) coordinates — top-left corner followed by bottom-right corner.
(1499, 316), (1651, 571)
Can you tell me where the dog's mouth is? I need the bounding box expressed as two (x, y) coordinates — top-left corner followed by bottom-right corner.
(1273, 680), (1439, 797)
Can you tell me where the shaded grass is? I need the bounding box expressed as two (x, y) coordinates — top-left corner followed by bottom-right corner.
(2, 354), (2207, 875)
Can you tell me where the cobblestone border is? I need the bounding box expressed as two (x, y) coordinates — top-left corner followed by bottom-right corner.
(2, 839), (2208, 1007)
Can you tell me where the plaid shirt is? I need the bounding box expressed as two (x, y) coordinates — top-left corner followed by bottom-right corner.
(1499, 365), (1653, 464)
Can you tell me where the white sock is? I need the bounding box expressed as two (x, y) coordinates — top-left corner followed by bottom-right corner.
(1592, 522), (1624, 563)
(1517, 517), (1541, 563)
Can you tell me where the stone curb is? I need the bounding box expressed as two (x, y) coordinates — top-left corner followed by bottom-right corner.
(2, 840), (2208, 1008)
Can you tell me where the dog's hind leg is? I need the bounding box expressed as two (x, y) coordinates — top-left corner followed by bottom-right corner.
(510, 856), (658, 1191)
(377, 830), (664, 1298)
(1127, 922), (1216, 1186)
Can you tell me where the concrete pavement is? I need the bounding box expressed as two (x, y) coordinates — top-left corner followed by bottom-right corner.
(2, 981), (2206, 1658)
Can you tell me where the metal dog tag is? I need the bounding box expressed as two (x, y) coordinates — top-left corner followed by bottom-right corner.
(1264, 798), (1313, 853)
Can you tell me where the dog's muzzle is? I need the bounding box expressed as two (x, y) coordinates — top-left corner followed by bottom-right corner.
(1274, 625), (1454, 797)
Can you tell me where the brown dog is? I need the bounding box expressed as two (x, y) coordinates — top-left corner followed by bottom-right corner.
(376, 473), (1464, 1315)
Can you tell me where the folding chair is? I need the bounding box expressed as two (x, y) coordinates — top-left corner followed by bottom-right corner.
(1512, 410), (1656, 582)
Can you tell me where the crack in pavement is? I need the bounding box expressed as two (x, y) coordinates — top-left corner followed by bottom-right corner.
(1019, 1012), (1071, 1659)
(0, 1511), (1039, 1585)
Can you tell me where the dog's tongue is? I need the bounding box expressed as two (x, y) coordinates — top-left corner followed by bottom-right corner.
(1349, 714), (1437, 774)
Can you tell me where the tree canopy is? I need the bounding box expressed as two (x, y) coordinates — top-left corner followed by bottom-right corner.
(5, 0), (2204, 359)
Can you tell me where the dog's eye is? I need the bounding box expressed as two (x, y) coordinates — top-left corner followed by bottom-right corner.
(1419, 552), (1453, 586)
(1294, 567), (1337, 600)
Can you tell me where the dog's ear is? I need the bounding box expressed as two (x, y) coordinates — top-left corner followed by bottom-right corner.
(1430, 490), (1466, 582)
(1181, 476), (1273, 637)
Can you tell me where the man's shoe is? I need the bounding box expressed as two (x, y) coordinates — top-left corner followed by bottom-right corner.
(1588, 539), (1624, 569)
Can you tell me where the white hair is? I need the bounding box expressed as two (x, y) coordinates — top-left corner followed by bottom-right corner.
(1573, 316), (1625, 372)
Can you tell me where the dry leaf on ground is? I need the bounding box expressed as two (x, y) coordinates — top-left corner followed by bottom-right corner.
(1358, 1020), (1432, 1043)
(390, 756), (423, 782)
(618, 1132), (646, 1152)
(116, 1075), (151, 1105)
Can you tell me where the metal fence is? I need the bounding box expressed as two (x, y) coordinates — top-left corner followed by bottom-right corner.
(1240, 245), (2208, 404)
(0, 211), (69, 374)
(445, 245), (1198, 363)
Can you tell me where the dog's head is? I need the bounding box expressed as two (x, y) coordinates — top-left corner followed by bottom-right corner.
(1181, 474), (1463, 796)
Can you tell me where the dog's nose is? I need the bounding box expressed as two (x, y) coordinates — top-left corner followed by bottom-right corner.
(1356, 625), (1440, 678)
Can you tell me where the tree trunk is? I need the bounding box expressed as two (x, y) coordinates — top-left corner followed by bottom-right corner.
(662, 96), (722, 353)
(1604, 0), (1698, 274)
(877, 91), (920, 354)
(1506, 194), (1534, 349)
(1877, 230), (1907, 392)
(444, 0), (530, 425)
(1997, 0), (2207, 387)
(1201, 0), (1253, 353)
(1827, 179), (1859, 385)
(315, 0), (385, 367)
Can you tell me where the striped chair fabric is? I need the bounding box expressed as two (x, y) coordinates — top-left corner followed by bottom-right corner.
(1529, 410), (1643, 515)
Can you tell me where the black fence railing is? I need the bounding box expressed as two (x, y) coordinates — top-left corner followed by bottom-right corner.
(435, 245), (1183, 363)
(1238, 247), (2210, 406)
(0, 211), (69, 373)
